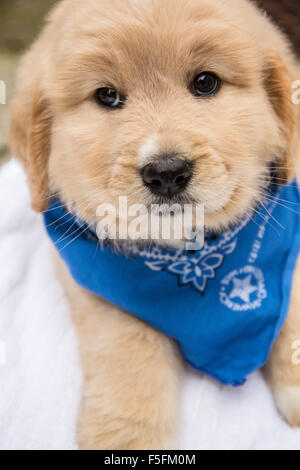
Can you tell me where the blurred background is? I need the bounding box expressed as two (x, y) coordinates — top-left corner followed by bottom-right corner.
(0, 0), (299, 168)
(0, 0), (58, 166)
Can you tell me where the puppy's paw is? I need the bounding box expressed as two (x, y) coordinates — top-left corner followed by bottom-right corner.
(273, 386), (300, 427)
(78, 424), (174, 450)
(77, 410), (175, 450)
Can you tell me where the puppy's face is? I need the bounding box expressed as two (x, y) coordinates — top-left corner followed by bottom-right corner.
(11, 0), (298, 239)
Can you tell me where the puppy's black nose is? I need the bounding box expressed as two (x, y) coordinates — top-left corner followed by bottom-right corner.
(141, 155), (193, 198)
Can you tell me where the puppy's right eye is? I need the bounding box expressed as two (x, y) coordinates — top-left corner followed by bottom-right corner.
(95, 88), (125, 109)
(192, 72), (220, 97)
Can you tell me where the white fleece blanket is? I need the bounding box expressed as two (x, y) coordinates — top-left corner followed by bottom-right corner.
(0, 159), (300, 451)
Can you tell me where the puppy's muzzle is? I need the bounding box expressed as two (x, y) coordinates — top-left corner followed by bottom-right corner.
(141, 154), (193, 198)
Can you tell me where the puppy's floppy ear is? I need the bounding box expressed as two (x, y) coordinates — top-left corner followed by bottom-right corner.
(10, 85), (52, 213)
(264, 52), (298, 183)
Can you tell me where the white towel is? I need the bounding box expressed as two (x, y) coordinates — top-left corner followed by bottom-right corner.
(0, 159), (299, 450)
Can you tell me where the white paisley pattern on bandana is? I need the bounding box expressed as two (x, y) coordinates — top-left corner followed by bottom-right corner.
(136, 216), (250, 294)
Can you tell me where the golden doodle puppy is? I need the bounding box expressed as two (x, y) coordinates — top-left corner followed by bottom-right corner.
(10, 0), (300, 450)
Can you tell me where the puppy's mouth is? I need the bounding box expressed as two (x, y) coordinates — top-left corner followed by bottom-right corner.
(145, 192), (197, 208)
(145, 179), (236, 215)
(144, 165), (272, 234)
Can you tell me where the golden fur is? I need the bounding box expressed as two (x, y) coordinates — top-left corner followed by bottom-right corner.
(10, 0), (300, 449)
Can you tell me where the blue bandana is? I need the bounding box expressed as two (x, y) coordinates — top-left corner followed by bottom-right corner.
(44, 180), (300, 386)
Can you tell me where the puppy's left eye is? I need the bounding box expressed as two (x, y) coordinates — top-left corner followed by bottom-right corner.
(95, 87), (125, 109)
(192, 72), (220, 97)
